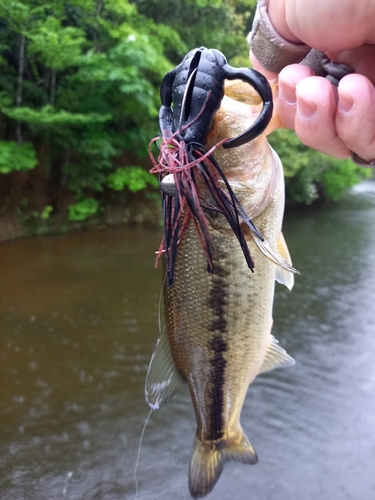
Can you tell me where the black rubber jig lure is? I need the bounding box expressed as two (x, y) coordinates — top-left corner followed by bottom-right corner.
(149, 47), (273, 285)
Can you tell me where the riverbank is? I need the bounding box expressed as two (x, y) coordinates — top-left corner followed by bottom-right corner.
(1, 178), (373, 244)
(0, 194), (161, 243)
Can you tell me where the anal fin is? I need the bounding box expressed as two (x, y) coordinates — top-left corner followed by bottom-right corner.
(258, 334), (295, 375)
(145, 324), (185, 410)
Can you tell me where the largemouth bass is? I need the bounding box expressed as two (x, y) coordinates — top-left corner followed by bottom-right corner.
(146, 80), (297, 498)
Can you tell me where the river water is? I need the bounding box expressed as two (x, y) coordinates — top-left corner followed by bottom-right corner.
(1, 181), (375, 500)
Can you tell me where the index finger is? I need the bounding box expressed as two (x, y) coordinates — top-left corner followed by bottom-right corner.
(250, 52), (279, 81)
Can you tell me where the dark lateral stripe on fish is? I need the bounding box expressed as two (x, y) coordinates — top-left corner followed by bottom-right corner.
(208, 335), (227, 441)
(207, 259), (229, 441)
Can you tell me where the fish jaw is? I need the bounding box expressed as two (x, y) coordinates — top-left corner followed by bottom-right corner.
(206, 82), (283, 222)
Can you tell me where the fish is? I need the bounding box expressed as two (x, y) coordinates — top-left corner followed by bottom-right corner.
(145, 80), (297, 498)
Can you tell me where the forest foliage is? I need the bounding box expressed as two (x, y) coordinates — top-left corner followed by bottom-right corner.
(0, 0), (370, 226)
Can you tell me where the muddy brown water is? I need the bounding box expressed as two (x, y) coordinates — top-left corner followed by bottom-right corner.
(1, 181), (375, 500)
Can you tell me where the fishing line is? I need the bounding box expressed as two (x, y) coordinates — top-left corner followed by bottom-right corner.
(133, 274), (165, 498)
(158, 272), (167, 334)
(133, 407), (153, 500)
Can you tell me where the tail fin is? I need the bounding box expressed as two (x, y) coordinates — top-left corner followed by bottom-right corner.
(188, 433), (258, 498)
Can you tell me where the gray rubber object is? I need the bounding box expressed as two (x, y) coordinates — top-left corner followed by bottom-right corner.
(249, 0), (354, 84)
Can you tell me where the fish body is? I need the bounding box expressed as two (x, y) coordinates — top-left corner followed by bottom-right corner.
(146, 81), (295, 498)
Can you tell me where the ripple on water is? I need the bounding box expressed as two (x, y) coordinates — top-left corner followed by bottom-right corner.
(0, 204), (375, 499)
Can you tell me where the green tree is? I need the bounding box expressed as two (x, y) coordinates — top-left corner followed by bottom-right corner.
(0, 0), (369, 231)
(136, 0), (257, 66)
(0, 0), (179, 220)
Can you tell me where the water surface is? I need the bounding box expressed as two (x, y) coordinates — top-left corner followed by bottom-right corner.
(1, 182), (375, 500)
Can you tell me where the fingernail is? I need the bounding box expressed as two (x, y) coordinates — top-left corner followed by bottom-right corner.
(280, 81), (296, 105)
(338, 92), (353, 114)
(298, 97), (317, 119)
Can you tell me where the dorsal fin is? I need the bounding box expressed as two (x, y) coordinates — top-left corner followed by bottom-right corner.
(145, 324), (185, 410)
(258, 334), (295, 375)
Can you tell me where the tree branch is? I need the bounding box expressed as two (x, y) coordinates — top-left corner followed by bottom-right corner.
(96, 0), (103, 16)
(16, 34), (25, 146)
(50, 69), (56, 105)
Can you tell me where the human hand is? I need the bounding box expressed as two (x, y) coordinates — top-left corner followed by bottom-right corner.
(250, 0), (375, 164)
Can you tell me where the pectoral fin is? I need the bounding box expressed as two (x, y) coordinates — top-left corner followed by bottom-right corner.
(218, 178), (255, 194)
(275, 232), (295, 290)
(217, 179), (255, 209)
(249, 228), (299, 276)
(258, 334), (295, 375)
(145, 325), (185, 410)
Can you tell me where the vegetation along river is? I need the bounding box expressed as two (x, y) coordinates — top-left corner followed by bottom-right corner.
(1, 181), (375, 500)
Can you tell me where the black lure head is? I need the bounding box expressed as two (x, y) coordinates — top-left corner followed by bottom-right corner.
(158, 46), (273, 148)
